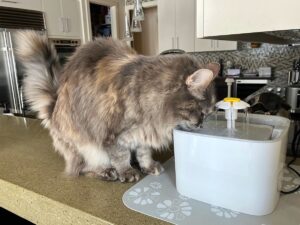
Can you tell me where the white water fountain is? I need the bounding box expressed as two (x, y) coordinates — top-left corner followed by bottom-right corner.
(173, 90), (290, 216)
(216, 97), (249, 129)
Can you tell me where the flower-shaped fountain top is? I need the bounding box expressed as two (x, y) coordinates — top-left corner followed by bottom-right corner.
(215, 97), (250, 129)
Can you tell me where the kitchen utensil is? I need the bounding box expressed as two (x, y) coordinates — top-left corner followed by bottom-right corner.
(286, 85), (300, 113)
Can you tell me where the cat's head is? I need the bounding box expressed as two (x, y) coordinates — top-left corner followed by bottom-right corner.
(173, 62), (220, 128)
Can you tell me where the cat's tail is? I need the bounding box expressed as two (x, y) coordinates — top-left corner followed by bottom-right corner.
(16, 31), (60, 127)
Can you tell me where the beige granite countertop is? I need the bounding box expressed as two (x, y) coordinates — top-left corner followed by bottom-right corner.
(0, 115), (171, 225)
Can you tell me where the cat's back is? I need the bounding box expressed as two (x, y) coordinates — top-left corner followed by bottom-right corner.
(61, 38), (137, 80)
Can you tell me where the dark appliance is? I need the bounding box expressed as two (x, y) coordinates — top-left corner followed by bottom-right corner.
(233, 78), (268, 99)
(49, 38), (81, 65)
(0, 6), (46, 116)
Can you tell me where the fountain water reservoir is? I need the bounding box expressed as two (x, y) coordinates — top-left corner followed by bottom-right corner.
(174, 103), (290, 216)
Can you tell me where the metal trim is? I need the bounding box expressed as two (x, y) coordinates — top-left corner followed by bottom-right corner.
(2, 30), (18, 113)
(235, 79), (269, 84)
(7, 31), (23, 113)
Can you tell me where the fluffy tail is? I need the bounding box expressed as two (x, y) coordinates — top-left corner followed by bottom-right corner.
(16, 31), (60, 127)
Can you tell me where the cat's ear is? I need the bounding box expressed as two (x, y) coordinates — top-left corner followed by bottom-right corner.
(186, 63), (219, 89)
(206, 62), (220, 78)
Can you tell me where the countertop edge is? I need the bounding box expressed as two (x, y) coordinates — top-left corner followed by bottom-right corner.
(0, 179), (113, 225)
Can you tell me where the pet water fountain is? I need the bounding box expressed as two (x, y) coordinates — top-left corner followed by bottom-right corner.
(173, 85), (290, 216)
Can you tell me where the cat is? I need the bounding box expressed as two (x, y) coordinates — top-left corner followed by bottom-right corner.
(247, 92), (290, 117)
(16, 31), (220, 182)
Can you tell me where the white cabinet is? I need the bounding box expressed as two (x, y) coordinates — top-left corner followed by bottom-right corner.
(195, 39), (237, 52)
(0, 0), (42, 11)
(194, 39), (237, 52)
(42, 0), (81, 38)
(158, 0), (236, 53)
(194, 0), (236, 52)
(195, 39), (214, 52)
(199, 0), (300, 37)
(216, 40), (237, 51)
(60, 0), (81, 38)
(158, 0), (195, 53)
(43, 0), (61, 37)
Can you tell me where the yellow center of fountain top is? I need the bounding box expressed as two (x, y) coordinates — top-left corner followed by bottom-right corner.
(223, 97), (240, 103)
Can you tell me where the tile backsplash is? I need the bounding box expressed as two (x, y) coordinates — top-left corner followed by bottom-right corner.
(192, 43), (300, 92)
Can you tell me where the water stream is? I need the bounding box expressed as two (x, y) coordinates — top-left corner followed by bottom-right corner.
(199, 109), (273, 141)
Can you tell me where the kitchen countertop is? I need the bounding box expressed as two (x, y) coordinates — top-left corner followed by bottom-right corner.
(0, 115), (171, 225)
(1, 115), (299, 225)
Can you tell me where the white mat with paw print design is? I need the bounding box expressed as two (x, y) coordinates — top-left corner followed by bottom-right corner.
(122, 157), (300, 225)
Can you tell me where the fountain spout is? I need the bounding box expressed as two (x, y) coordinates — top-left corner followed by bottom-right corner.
(215, 97), (250, 129)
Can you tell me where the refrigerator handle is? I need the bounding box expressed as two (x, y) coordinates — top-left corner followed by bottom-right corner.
(6, 31), (23, 114)
(2, 31), (18, 113)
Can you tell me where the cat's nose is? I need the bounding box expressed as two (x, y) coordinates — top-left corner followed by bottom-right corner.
(203, 106), (214, 115)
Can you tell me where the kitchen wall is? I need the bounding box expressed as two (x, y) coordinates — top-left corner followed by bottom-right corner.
(192, 43), (300, 93)
(127, 0), (300, 98)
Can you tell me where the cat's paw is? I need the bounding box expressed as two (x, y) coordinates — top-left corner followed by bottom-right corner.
(83, 168), (118, 181)
(99, 168), (118, 181)
(141, 161), (164, 176)
(118, 168), (140, 183)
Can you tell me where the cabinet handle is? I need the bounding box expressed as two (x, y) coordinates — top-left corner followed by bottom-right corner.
(1, 0), (18, 3)
(177, 36), (179, 49)
(172, 37), (174, 49)
(64, 17), (69, 33)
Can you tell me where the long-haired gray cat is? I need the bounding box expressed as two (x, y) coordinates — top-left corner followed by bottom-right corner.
(16, 31), (219, 182)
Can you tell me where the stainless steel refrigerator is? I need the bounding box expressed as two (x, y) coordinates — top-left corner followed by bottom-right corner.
(0, 6), (45, 116)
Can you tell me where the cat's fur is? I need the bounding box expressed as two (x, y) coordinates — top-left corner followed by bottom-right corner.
(16, 31), (219, 182)
(247, 92), (290, 117)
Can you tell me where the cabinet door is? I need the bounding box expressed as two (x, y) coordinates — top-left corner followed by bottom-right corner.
(0, 0), (42, 11)
(175, 0), (195, 52)
(61, 0), (81, 38)
(203, 0), (300, 37)
(195, 38), (215, 52)
(196, 0), (204, 38)
(195, 0), (217, 52)
(158, 0), (176, 53)
(43, 0), (64, 38)
(215, 40), (237, 51)
(195, 0), (236, 52)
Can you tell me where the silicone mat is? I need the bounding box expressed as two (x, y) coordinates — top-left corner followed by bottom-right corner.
(123, 158), (300, 225)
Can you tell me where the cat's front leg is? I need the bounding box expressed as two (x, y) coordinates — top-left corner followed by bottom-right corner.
(136, 147), (164, 176)
(108, 144), (140, 182)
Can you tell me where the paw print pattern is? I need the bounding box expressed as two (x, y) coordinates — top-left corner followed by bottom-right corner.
(293, 178), (300, 185)
(127, 187), (160, 205)
(210, 205), (240, 218)
(282, 166), (300, 194)
(282, 176), (293, 182)
(283, 184), (297, 191)
(156, 199), (192, 221)
(149, 182), (162, 189)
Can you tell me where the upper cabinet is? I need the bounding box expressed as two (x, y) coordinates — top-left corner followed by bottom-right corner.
(158, 0), (195, 53)
(42, 0), (81, 39)
(195, 39), (237, 52)
(199, 0), (300, 37)
(0, 0), (42, 11)
(158, 0), (236, 53)
(195, 0), (236, 51)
